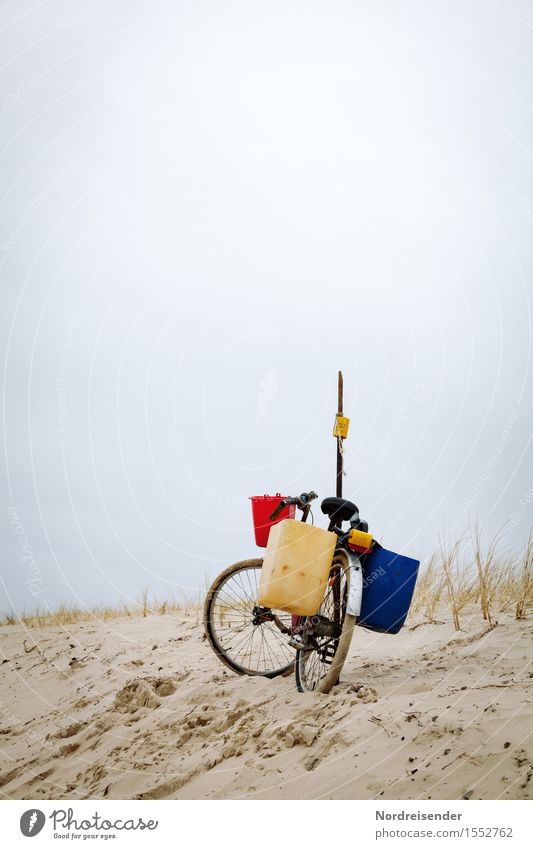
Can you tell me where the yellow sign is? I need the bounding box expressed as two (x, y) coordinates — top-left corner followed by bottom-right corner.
(333, 415), (350, 438)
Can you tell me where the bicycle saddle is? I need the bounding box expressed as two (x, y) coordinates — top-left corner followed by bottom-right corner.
(320, 497), (359, 524)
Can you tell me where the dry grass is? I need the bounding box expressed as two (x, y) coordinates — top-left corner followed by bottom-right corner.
(438, 530), (481, 630)
(0, 588), (204, 629)
(2, 535), (532, 631)
(412, 527), (533, 629)
(410, 553), (446, 623)
(516, 530), (533, 620)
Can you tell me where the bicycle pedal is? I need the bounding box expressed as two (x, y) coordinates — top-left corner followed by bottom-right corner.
(288, 635), (315, 653)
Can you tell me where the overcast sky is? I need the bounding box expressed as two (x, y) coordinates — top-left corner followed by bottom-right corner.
(1, 0), (532, 616)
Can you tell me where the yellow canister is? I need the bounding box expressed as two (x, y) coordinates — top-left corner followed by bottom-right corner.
(257, 519), (337, 615)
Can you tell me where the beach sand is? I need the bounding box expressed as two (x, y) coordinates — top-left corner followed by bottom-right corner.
(0, 607), (531, 800)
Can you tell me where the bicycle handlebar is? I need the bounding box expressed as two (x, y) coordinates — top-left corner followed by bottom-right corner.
(269, 491), (318, 521)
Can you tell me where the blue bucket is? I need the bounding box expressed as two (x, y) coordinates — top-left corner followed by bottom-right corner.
(357, 545), (420, 634)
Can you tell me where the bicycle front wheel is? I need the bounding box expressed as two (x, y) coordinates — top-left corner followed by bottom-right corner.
(295, 550), (356, 693)
(204, 558), (295, 678)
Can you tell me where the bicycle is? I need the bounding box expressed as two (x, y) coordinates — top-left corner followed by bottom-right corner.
(203, 491), (370, 693)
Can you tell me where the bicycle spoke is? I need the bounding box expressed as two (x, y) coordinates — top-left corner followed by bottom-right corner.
(207, 563), (294, 676)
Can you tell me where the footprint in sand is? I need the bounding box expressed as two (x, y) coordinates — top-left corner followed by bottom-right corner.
(55, 741), (80, 758)
(112, 676), (178, 714)
(53, 721), (86, 739)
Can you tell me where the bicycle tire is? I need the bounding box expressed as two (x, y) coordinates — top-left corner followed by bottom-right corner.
(204, 558), (295, 678)
(295, 549), (356, 693)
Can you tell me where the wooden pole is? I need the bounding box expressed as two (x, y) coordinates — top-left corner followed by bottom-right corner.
(336, 370), (343, 497)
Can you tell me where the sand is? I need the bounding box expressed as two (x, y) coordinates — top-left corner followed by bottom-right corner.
(0, 607), (531, 800)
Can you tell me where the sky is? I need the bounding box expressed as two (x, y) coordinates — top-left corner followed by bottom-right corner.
(1, 0), (532, 615)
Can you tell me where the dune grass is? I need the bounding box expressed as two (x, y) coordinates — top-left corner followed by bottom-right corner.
(411, 527), (533, 629)
(0, 587), (205, 628)
(2, 531), (532, 630)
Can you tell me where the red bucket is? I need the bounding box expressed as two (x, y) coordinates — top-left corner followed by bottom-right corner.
(249, 493), (296, 548)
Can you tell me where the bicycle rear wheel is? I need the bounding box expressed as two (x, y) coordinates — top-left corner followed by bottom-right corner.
(295, 550), (356, 693)
(204, 558), (295, 678)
